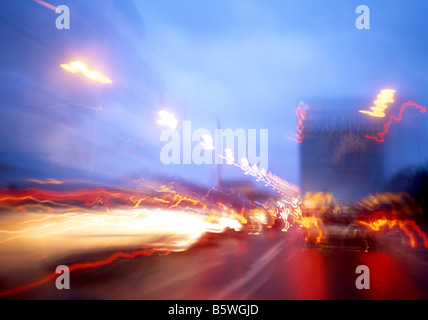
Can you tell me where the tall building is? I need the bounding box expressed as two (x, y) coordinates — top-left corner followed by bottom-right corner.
(300, 97), (386, 201)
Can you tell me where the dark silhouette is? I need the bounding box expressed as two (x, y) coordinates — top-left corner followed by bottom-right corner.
(386, 163), (428, 221)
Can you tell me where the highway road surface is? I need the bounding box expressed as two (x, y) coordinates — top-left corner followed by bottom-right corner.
(3, 228), (428, 300)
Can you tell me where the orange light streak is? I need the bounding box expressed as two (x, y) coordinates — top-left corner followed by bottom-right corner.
(356, 215), (428, 248)
(299, 216), (324, 243)
(0, 185), (253, 297)
(232, 213), (248, 225)
(0, 188), (205, 210)
(0, 187), (245, 243)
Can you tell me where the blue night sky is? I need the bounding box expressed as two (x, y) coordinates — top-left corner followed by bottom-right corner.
(0, 0), (427, 189)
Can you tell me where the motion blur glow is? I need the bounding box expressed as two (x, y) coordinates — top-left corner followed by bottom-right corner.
(0, 185), (247, 295)
(303, 192), (340, 215)
(0, 209), (222, 245)
(300, 216), (324, 243)
(359, 89), (396, 118)
(0, 206), (244, 296)
(0, 187), (225, 217)
(365, 101), (426, 143)
(224, 148), (235, 165)
(257, 199), (322, 242)
(60, 61), (112, 84)
(157, 110), (178, 130)
(200, 135), (215, 150)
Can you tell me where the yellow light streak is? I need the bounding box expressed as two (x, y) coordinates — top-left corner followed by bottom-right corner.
(359, 89), (396, 117)
(60, 61), (112, 84)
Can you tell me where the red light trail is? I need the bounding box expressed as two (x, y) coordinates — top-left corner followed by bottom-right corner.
(356, 214), (428, 248)
(287, 105), (306, 144)
(0, 247), (170, 297)
(365, 101), (426, 143)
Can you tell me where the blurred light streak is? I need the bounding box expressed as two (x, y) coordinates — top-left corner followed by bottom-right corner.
(287, 104), (306, 143)
(0, 186), (249, 216)
(0, 188), (139, 207)
(223, 148), (235, 164)
(258, 198), (323, 242)
(0, 210), (153, 243)
(299, 216), (324, 243)
(0, 188), (236, 223)
(0, 207), (243, 243)
(205, 215), (243, 232)
(0, 206), (244, 296)
(231, 212), (248, 225)
(356, 214), (428, 248)
(359, 89), (396, 118)
(60, 61), (112, 84)
(275, 198), (302, 232)
(0, 187), (245, 247)
(27, 178), (65, 185)
(34, 0), (57, 11)
(259, 195), (325, 242)
(0, 183), (252, 296)
(157, 110), (178, 130)
(365, 101), (426, 143)
(303, 192), (340, 215)
(249, 211), (268, 234)
(355, 193), (423, 217)
(220, 151), (300, 200)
